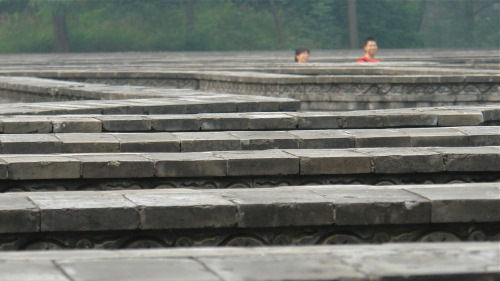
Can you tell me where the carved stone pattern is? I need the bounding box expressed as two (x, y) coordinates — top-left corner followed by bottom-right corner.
(1, 172), (498, 193)
(1, 223), (498, 251)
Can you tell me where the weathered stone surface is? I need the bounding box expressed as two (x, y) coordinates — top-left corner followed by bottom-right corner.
(1, 155), (80, 180)
(242, 113), (297, 130)
(57, 258), (220, 281)
(73, 154), (154, 178)
(437, 110), (484, 126)
(56, 133), (120, 153)
(312, 186), (431, 225)
(406, 183), (500, 223)
(214, 150), (299, 176)
(50, 117), (102, 133)
(173, 132), (241, 152)
(457, 126), (500, 146)
(229, 131), (298, 150)
(401, 127), (469, 147)
(432, 146), (500, 171)
(1, 118), (52, 134)
(112, 133), (180, 152)
(149, 114), (200, 131)
(0, 134), (61, 154)
(285, 149), (372, 175)
(145, 152), (227, 177)
(29, 191), (139, 232)
(212, 187), (333, 228)
(294, 112), (342, 129)
(125, 190), (237, 229)
(199, 253), (364, 281)
(363, 147), (444, 173)
(346, 128), (411, 147)
(98, 115), (152, 132)
(0, 261), (70, 281)
(288, 130), (354, 149)
(0, 196), (39, 233)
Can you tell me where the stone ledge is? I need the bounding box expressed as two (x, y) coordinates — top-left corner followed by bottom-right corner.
(0, 127), (498, 154)
(0, 183), (497, 233)
(0, 242), (498, 280)
(1, 105), (497, 133)
(0, 146), (497, 180)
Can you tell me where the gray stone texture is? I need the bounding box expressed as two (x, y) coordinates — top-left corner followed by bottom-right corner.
(73, 154), (154, 178)
(173, 132), (241, 152)
(56, 133), (120, 153)
(0, 196), (39, 233)
(213, 150), (299, 176)
(112, 132), (180, 152)
(286, 149), (372, 175)
(2, 155), (80, 180)
(146, 152), (227, 177)
(29, 192), (139, 232)
(432, 146), (500, 171)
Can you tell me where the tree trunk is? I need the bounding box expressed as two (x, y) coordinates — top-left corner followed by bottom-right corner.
(269, 0), (284, 46)
(52, 3), (69, 53)
(347, 0), (358, 49)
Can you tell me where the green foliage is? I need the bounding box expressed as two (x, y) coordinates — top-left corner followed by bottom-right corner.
(0, 0), (497, 53)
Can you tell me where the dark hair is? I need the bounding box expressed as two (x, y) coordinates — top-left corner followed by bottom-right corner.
(294, 47), (310, 62)
(363, 37), (377, 47)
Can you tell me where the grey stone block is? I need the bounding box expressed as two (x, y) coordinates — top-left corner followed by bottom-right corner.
(50, 117), (102, 133)
(30, 192), (139, 231)
(406, 183), (500, 223)
(1, 155), (80, 180)
(456, 126), (500, 146)
(296, 112), (342, 129)
(74, 154), (154, 178)
(0, 134), (62, 154)
(56, 133), (120, 153)
(288, 130), (354, 149)
(149, 114), (200, 131)
(346, 128), (411, 147)
(312, 186), (431, 225)
(125, 190), (237, 229)
(199, 113), (249, 131)
(199, 254), (364, 281)
(363, 147), (444, 173)
(2, 118), (53, 133)
(383, 113), (438, 127)
(0, 159), (7, 179)
(285, 149), (372, 175)
(437, 111), (484, 126)
(173, 132), (241, 152)
(112, 133), (180, 152)
(229, 131), (298, 150)
(146, 152), (227, 177)
(0, 195), (39, 233)
(98, 116), (152, 132)
(214, 150), (299, 176)
(57, 258), (220, 281)
(432, 146), (500, 171)
(213, 188), (333, 228)
(400, 127), (469, 147)
(0, 261), (70, 281)
(339, 112), (385, 128)
(242, 113), (297, 130)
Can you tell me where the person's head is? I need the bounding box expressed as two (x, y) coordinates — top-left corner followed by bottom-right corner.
(295, 47), (310, 63)
(362, 37), (378, 57)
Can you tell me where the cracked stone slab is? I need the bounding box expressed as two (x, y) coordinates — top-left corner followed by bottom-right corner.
(144, 152), (227, 177)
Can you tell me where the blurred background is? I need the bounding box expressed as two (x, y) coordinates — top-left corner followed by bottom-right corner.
(0, 0), (498, 53)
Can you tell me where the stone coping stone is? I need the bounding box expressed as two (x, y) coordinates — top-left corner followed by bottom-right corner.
(0, 97), (300, 117)
(0, 183), (497, 233)
(0, 105), (498, 133)
(0, 242), (498, 281)
(0, 126), (498, 154)
(0, 146), (497, 180)
(0, 104), (500, 134)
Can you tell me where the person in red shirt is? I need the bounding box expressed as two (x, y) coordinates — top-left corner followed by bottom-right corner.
(357, 37), (380, 63)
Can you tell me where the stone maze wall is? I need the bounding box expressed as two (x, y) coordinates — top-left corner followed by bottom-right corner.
(0, 50), (498, 280)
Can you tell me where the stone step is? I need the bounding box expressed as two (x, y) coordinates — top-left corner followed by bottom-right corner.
(0, 183), (498, 250)
(0, 242), (498, 281)
(0, 105), (498, 133)
(0, 126), (498, 154)
(0, 147), (497, 181)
